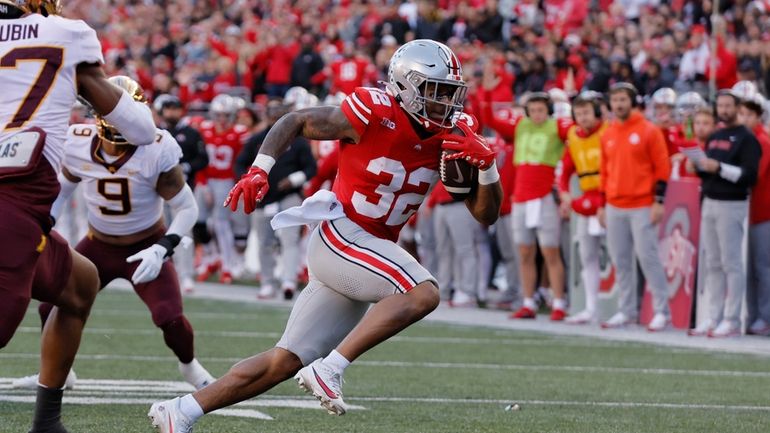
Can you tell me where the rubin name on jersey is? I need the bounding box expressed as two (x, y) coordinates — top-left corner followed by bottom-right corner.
(0, 22), (38, 41)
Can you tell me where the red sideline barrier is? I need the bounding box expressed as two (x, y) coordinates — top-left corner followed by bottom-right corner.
(640, 178), (702, 329)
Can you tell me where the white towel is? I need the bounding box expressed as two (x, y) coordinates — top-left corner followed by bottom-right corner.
(587, 215), (605, 236)
(524, 198), (542, 229)
(270, 189), (345, 230)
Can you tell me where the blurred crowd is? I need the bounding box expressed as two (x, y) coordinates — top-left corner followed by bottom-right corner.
(63, 0), (770, 110)
(55, 0), (770, 337)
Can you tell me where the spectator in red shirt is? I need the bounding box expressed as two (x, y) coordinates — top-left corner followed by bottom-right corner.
(262, 27), (300, 97)
(324, 43), (377, 96)
(705, 19), (738, 90)
(739, 95), (770, 336)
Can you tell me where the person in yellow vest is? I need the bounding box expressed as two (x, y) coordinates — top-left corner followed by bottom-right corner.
(557, 91), (608, 325)
(484, 91), (573, 320)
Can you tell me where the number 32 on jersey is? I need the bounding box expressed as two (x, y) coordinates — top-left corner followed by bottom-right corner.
(351, 156), (437, 226)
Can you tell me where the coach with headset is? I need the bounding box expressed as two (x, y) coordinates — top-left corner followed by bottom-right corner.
(597, 82), (672, 331)
(557, 91), (608, 325)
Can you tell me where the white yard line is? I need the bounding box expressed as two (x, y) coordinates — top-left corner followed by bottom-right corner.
(11, 326), (658, 349)
(343, 396), (770, 412)
(0, 378), (765, 413)
(0, 395), (275, 419)
(3, 355), (770, 379)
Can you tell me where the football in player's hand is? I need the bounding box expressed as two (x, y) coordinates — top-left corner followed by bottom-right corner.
(440, 126), (478, 198)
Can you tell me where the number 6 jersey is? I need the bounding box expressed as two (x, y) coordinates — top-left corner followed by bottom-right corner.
(0, 14), (103, 171)
(62, 124), (182, 236)
(339, 87), (478, 242)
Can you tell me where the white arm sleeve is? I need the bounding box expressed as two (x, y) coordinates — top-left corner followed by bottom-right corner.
(102, 91), (156, 146)
(719, 162), (743, 183)
(51, 173), (79, 221)
(165, 184), (198, 237)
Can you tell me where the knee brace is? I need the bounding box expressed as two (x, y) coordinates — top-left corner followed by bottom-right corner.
(192, 222), (212, 245)
(234, 234), (248, 250)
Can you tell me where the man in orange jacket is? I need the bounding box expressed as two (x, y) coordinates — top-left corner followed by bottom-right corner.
(597, 82), (672, 332)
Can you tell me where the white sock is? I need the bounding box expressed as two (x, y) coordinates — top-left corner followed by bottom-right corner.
(179, 394), (204, 422)
(523, 297), (537, 310)
(323, 350), (351, 375)
(552, 298), (567, 311)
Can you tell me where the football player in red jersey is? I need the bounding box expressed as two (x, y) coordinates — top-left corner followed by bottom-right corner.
(196, 94), (250, 283)
(326, 43), (378, 96)
(148, 40), (502, 432)
(650, 88), (687, 176)
(0, 1), (157, 431)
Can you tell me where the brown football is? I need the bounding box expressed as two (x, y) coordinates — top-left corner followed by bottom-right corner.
(439, 126), (477, 198)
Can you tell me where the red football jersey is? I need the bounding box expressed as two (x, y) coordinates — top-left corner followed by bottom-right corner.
(662, 124), (686, 157)
(338, 87), (478, 241)
(330, 57), (376, 96)
(199, 121), (249, 180)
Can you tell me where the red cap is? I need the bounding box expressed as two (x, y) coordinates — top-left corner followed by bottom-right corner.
(571, 190), (604, 216)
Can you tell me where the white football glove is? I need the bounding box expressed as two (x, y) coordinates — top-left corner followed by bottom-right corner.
(126, 244), (167, 284)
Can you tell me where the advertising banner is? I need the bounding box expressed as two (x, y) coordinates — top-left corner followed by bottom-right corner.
(640, 179), (701, 329)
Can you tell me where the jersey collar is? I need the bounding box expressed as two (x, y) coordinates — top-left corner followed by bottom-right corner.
(90, 136), (137, 174)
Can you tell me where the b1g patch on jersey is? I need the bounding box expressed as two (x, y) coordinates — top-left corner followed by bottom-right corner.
(0, 127), (45, 179)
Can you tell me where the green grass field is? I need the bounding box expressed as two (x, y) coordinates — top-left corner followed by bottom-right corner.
(2, 290), (770, 433)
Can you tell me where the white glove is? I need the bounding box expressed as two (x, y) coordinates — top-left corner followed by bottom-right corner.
(126, 244), (167, 284)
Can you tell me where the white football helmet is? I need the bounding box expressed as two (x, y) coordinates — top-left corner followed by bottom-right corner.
(323, 92), (347, 106)
(232, 96), (247, 111)
(732, 80), (758, 100)
(651, 87), (677, 106)
(284, 86), (309, 107)
(210, 94), (239, 122)
(385, 39), (467, 128)
(548, 88), (569, 103)
(674, 91), (707, 120)
(553, 101), (572, 119)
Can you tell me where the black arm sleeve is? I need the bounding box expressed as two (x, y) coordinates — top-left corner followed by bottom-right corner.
(235, 133), (261, 178)
(296, 139), (318, 181)
(654, 180), (667, 203)
(736, 134), (762, 187)
(187, 130), (209, 174)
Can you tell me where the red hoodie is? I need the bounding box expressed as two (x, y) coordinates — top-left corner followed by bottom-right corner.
(705, 37), (737, 90)
(751, 125), (770, 225)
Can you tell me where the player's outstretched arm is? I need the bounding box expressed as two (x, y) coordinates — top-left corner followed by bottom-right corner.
(76, 63), (156, 145)
(260, 106), (360, 158)
(224, 107), (359, 213)
(465, 170), (502, 226)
